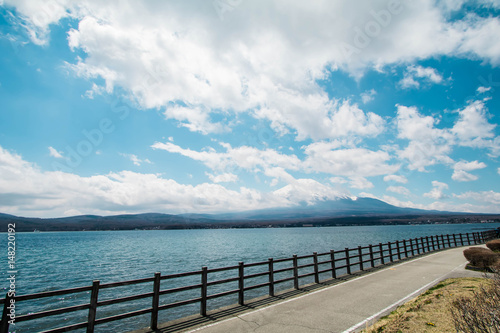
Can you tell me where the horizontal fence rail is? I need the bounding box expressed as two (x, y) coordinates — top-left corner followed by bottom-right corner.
(1, 229), (498, 333)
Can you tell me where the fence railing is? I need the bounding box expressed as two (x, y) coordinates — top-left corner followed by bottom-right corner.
(1, 229), (498, 333)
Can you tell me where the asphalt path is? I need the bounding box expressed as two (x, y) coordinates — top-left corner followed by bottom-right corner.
(181, 246), (485, 333)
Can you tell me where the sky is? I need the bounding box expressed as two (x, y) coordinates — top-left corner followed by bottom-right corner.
(0, 0), (499, 218)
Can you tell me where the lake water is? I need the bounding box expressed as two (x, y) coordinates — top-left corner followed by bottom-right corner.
(3, 223), (500, 332)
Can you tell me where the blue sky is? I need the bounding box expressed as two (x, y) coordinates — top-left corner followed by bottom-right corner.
(0, 0), (499, 218)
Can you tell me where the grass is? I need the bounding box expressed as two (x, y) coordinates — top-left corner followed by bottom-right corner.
(361, 277), (490, 333)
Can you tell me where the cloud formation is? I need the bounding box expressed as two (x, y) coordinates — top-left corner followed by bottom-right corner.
(5, 0), (500, 140)
(452, 160), (486, 182)
(1, 0), (500, 217)
(399, 65), (444, 89)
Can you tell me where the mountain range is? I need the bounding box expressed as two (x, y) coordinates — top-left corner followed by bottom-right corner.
(0, 197), (496, 232)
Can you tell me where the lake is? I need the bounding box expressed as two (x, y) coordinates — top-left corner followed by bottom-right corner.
(3, 223), (500, 332)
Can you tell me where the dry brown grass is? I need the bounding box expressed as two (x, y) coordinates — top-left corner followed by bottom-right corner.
(450, 271), (500, 332)
(361, 277), (489, 333)
(463, 247), (499, 269)
(486, 239), (500, 252)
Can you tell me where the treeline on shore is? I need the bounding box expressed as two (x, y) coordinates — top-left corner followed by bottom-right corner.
(1, 212), (499, 232)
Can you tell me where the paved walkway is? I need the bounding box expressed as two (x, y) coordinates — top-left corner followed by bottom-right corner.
(185, 246), (484, 333)
(135, 246), (487, 333)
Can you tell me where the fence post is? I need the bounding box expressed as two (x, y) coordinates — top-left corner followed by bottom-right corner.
(403, 240), (408, 258)
(409, 239), (414, 256)
(388, 242), (393, 262)
(441, 235), (445, 248)
(358, 246), (364, 271)
(1, 293), (12, 333)
(453, 234), (457, 247)
(459, 233), (464, 245)
(200, 267), (208, 316)
(313, 252), (319, 283)
(330, 250), (337, 279)
(396, 241), (401, 260)
(425, 237), (429, 252)
(87, 280), (100, 333)
(150, 272), (161, 330)
(238, 262), (244, 305)
(345, 248), (351, 274)
(466, 233), (471, 245)
(293, 255), (299, 289)
(268, 258), (274, 297)
(379, 243), (385, 265)
(369, 244), (375, 267)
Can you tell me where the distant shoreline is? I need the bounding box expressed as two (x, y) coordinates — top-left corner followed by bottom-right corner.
(1, 213), (499, 232)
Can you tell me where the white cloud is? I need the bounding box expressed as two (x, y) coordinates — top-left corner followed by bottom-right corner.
(477, 86), (491, 93)
(272, 178), (349, 205)
(455, 190), (500, 206)
(451, 100), (497, 150)
(153, 140), (399, 178)
(396, 101), (499, 171)
(452, 160), (486, 182)
(302, 141), (399, 177)
(364, 192), (500, 214)
(0, 145), (351, 217)
(164, 105), (228, 134)
(396, 105), (453, 171)
(330, 177), (348, 184)
(206, 172), (238, 183)
(399, 65), (444, 89)
(7, 1), (500, 141)
(360, 89), (376, 104)
(48, 146), (63, 159)
(253, 95), (385, 141)
(151, 141), (303, 176)
(386, 186), (411, 196)
(348, 176), (374, 189)
(498, 167), (500, 175)
(379, 195), (426, 210)
(451, 170), (478, 182)
(423, 180), (449, 200)
(383, 174), (408, 184)
(119, 153), (152, 166)
(4, 0), (70, 45)
(264, 167), (297, 186)
(455, 15), (500, 66)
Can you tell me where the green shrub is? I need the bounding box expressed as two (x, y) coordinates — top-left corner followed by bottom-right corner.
(486, 239), (500, 252)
